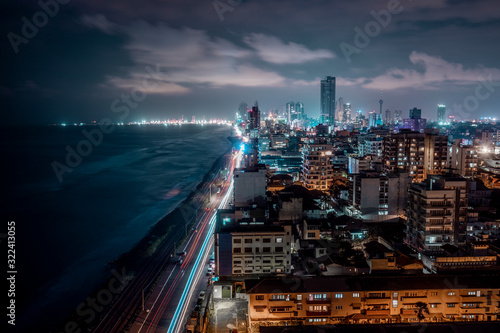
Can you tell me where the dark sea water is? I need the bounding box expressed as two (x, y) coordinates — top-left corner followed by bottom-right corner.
(2, 124), (232, 331)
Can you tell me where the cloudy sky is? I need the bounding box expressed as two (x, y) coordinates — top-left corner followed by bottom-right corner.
(2, 0), (500, 125)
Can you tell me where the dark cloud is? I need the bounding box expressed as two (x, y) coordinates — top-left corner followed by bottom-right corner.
(1, 0), (500, 124)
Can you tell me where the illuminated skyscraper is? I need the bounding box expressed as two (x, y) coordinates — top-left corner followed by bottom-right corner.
(437, 104), (446, 122)
(295, 102), (305, 120)
(320, 76), (336, 125)
(286, 101), (295, 124)
(248, 101), (260, 130)
(343, 102), (352, 122)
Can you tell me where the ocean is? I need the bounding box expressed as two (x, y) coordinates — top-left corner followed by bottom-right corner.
(2, 124), (232, 331)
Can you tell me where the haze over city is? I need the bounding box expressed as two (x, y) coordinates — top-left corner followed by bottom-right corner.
(2, 0), (500, 125)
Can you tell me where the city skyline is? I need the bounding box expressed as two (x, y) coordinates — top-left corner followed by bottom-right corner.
(2, 0), (500, 125)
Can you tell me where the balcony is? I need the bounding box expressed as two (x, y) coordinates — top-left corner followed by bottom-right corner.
(366, 309), (390, 315)
(365, 297), (391, 305)
(306, 298), (331, 304)
(401, 295), (427, 300)
(460, 307), (484, 314)
(306, 310), (331, 317)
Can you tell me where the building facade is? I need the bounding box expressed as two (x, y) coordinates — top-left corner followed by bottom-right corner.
(448, 139), (478, 178)
(406, 175), (468, 254)
(302, 138), (334, 191)
(215, 210), (293, 277)
(320, 76), (336, 125)
(383, 130), (448, 183)
(349, 171), (409, 221)
(247, 275), (500, 327)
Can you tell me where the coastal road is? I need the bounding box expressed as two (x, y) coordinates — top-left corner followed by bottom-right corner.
(128, 150), (241, 333)
(91, 149), (239, 333)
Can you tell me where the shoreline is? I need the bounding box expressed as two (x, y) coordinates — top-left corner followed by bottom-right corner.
(47, 139), (235, 333)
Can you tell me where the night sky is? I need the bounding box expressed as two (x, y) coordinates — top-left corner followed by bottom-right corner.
(2, 0), (500, 125)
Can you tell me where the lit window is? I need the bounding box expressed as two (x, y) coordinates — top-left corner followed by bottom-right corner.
(335, 293), (343, 299)
(353, 293), (360, 298)
(392, 300), (398, 308)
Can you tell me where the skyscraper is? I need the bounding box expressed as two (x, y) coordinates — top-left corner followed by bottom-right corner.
(437, 104), (446, 122)
(409, 107), (422, 119)
(343, 102), (352, 122)
(385, 109), (391, 124)
(320, 76), (336, 125)
(286, 101), (295, 124)
(295, 102), (305, 120)
(248, 101), (260, 130)
(336, 97), (344, 123)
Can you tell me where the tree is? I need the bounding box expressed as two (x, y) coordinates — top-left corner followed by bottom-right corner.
(415, 301), (429, 322)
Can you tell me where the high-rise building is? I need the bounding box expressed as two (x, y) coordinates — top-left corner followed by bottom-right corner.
(384, 109), (391, 124)
(383, 130), (448, 183)
(393, 109), (402, 124)
(379, 98), (383, 115)
(238, 102), (248, 120)
(295, 102), (305, 120)
(368, 111), (377, 128)
(343, 102), (352, 122)
(409, 107), (422, 119)
(406, 175), (468, 254)
(437, 104), (446, 122)
(248, 101), (260, 130)
(402, 117), (427, 133)
(336, 97), (344, 123)
(302, 137), (334, 191)
(448, 139), (478, 178)
(320, 76), (336, 125)
(215, 209), (292, 277)
(349, 171), (409, 221)
(286, 101), (295, 124)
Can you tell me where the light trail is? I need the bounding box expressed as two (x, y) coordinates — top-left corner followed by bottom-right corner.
(141, 153), (238, 333)
(168, 180), (234, 333)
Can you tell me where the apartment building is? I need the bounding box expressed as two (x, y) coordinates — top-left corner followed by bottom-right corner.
(233, 165), (267, 207)
(406, 175), (468, 254)
(383, 130), (448, 183)
(302, 137), (334, 191)
(215, 209), (293, 277)
(349, 171), (409, 221)
(247, 275), (500, 327)
(448, 139), (478, 178)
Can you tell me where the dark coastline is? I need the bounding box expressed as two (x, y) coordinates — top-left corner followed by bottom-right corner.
(42, 142), (234, 333)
